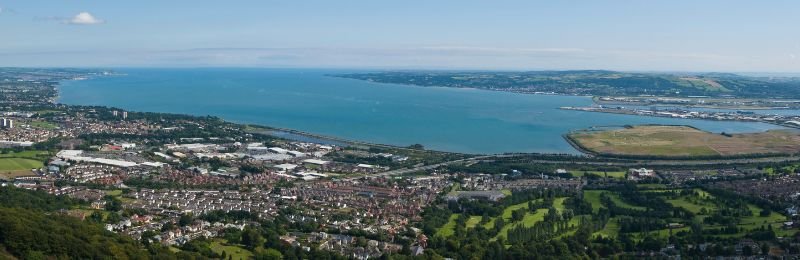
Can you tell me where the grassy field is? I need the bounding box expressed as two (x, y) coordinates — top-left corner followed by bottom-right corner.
(571, 171), (626, 179)
(740, 204), (789, 234)
(607, 194), (646, 211)
(494, 198), (567, 240)
(105, 190), (124, 196)
(660, 189), (792, 237)
(764, 164), (800, 175)
(0, 158), (42, 179)
(209, 239), (253, 260)
(438, 197), (573, 241)
(584, 190), (646, 212)
(495, 208), (548, 240)
(0, 150), (51, 178)
(594, 217), (620, 238)
(569, 125), (800, 157)
(666, 197), (713, 214)
(465, 216), (482, 229)
(435, 214), (460, 237)
(584, 190), (607, 213)
(28, 121), (58, 130)
(0, 150), (51, 160)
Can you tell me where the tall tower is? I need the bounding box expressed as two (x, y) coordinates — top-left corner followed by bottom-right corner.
(122, 111), (128, 120)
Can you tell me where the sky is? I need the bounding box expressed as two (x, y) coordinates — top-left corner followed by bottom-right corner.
(0, 1), (799, 72)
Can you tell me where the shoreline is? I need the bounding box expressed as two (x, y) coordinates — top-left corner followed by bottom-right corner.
(560, 106), (800, 130)
(243, 124), (472, 156)
(336, 75), (800, 110)
(53, 71), (793, 158)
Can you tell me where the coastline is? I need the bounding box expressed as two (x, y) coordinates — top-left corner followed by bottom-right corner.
(560, 106), (800, 130)
(55, 69), (792, 156)
(244, 124), (472, 156)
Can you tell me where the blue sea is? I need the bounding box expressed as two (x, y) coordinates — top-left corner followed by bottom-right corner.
(58, 68), (788, 154)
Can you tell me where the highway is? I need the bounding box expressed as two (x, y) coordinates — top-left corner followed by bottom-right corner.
(343, 155), (493, 181)
(343, 154), (800, 181)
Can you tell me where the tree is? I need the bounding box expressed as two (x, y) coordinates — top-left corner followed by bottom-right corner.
(89, 211), (104, 223)
(104, 197), (123, 211)
(408, 144), (425, 150)
(106, 212), (122, 223)
(255, 248), (283, 260)
(179, 214), (194, 227)
(241, 227), (264, 249)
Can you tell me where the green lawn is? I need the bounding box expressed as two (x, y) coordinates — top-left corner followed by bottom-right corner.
(29, 121), (58, 130)
(666, 197), (715, 214)
(634, 227), (691, 239)
(740, 204), (787, 231)
(584, 190), (646, 212)
(0, 158), (43, 171)
(494, 197), (568, 240)
(662, 189), (714, 211)
(435, 214), (460, 237)
(664, 190), (792, 238)
(105, 190), (124, 196)
(438, 197), (571, 240)
(594, 217), (620, 238)
(0, 150), (51, 160)
(465, 216), (482, 229)
(501, 200), (538, 219)
(584, 190), (607, 213)
(519, 209), (548, 227)
(606, 193), (647, 211)
(210, 239), (253, 260)
(553, 197), (567, 212)
(557, 214), (586, 238)
(495, 208), (548, 240)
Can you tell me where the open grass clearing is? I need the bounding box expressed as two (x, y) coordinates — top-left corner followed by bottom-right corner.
(569, 125), (800, 157)
(210, 239), (253, 260)
(584, 190), (607, 213)
(594, 217), (620, 238)
(28, 121), (58, 130)
(435, 214), (459, 237)
(607, 194), (647, 211)
(465, 216), (482, 229)
(0, 158), (42, 179)
(105, 190), (124, 196)
(0, 150), (51, 160)
(494, 208), (548, 241)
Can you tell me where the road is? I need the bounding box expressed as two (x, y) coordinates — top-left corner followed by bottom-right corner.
(343, 155), (493, 181)
(344, 154), (800, 181)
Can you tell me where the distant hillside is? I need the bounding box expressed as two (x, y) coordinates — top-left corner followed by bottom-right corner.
(334, 70), (800, 98)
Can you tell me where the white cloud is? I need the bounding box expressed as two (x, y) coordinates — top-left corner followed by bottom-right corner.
(68, 12), (104, 25)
